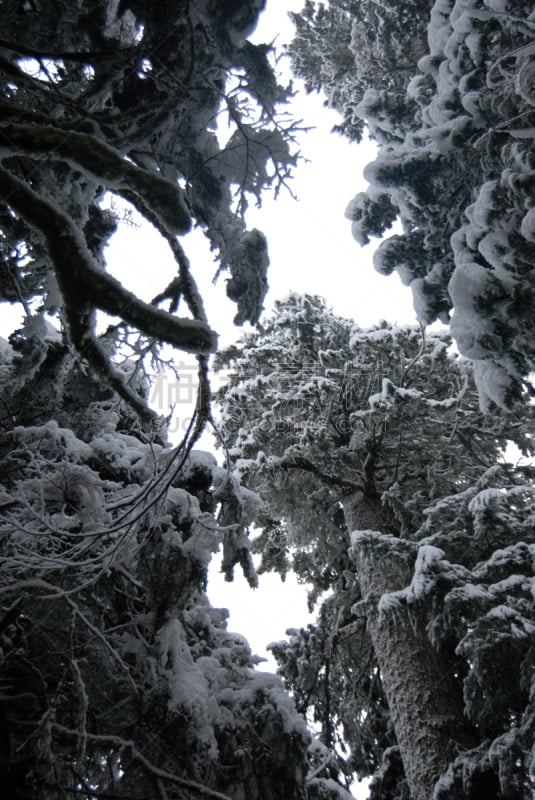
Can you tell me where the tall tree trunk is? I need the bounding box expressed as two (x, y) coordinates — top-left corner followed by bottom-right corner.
(343, 493), (477, 800)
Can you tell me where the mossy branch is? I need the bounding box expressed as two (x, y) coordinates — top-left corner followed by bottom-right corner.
(0, 165), (218, 422)
(0, 165), (217, 353)
(0, 122), (191, 235)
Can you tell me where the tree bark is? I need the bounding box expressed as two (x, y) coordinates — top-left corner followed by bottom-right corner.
(344, 494), (477, 800)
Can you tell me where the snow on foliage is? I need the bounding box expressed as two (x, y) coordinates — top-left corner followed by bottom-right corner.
(321, 0), (535, 406)
(0, 2), (345, 796)
(0, 0), (302, 424)
(216, 292), (535, 799)
(0, 318), (342, 798)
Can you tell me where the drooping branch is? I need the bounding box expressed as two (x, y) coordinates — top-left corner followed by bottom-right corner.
(35, 724), (233, 800)
(0, 165), (217, 423)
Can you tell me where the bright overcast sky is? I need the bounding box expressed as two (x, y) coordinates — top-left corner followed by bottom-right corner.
(246, 4), (415, 332)
(103, 3), (415, 348)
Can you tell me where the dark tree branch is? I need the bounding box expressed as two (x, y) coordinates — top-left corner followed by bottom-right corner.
(0, 36), (136, 63)
(280, 454), (362, 494)
(0, 166), (217, 354)
(0, 122), (191, 235)
(0, 165), (217, 422)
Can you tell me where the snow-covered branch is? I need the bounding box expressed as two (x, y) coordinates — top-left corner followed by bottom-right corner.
(0, 122), (191, 234)
(0, 165), (217, 417)
(49, 725), (233, 800)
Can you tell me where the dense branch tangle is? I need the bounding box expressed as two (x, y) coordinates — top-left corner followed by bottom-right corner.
(0, 0), (296, 427)
(0, 11), (327, 798)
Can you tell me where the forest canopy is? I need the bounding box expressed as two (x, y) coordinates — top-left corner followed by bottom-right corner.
(0, 3), (331, 799)
(1, 1), (535, 800)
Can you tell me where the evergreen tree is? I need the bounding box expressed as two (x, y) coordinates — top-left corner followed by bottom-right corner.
(289, 0), (431, 142)
(291, 1), (535, 407)
(0, 334), (328, 799)
(0, 4), (354, 799)
(215, 294), (535, 800)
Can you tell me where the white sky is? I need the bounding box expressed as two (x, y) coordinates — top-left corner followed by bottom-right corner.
(102, 2), (415, 346)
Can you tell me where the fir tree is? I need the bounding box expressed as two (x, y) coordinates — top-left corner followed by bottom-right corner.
(290, 0), (535, 407)
(215, 294), (535, 800)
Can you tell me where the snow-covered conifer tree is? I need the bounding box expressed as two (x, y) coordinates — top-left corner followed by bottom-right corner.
(0, 4), (355, 799)
(215, 294), (535, 800)
(0, 332), (331, 799)
(291, 1), (535, 407)
(289, 0), (430, 142)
